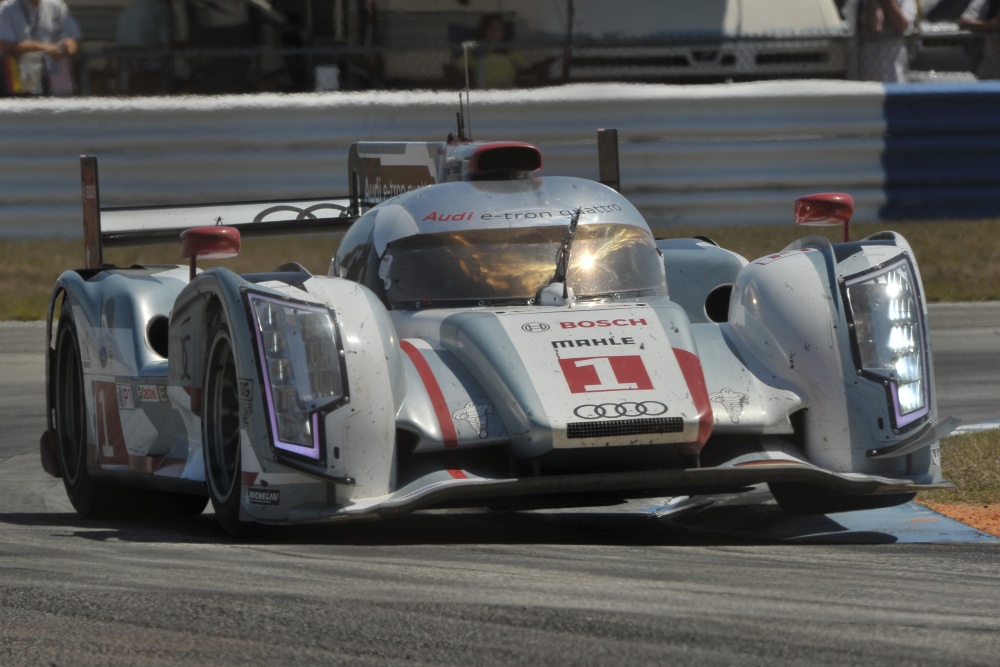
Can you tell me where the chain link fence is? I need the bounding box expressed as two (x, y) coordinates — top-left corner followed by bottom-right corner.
(77, 37), (1000, 96)
(75, 37), (851, 95)
(850, 27), (989, 83)
(43, 2), (1000, 95)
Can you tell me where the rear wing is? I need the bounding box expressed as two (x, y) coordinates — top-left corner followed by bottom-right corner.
(80, 156), (357, 270)
(347, 142), (443, 211)
(346, 129), (621, 208)
(80, 130), (621, 268)
(347, 140), (546, 207)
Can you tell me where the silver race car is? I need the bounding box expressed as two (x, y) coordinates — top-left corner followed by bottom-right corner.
(41, 129), (956, 534)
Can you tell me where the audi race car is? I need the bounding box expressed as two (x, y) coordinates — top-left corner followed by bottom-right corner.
(41, 128), (956, 534)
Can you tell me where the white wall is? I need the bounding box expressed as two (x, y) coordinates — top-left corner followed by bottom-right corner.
(0, 80), (888, 238)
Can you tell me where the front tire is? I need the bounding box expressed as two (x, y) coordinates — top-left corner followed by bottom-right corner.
(203, 315), (244, 536)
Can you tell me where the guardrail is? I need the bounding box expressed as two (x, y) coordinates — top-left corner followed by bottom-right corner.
(0, 80), (998, 239)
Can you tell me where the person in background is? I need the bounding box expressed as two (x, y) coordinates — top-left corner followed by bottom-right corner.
(857, 0), (917, 82)
(471, 13), (526, 89)
(959, 0), (1000, 79)
(171, 0), (284, 94)
(115, 0), (171, 95)
(0, 0), (80, 95)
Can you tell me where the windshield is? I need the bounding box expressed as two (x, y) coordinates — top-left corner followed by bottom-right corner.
(380, 223), (666, 309)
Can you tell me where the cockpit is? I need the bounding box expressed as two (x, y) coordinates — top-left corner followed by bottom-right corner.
(379, 221), (666, 310)
(332, 172), (669, 310)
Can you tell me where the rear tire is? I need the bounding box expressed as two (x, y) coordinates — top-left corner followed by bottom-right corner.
(55, 303), (212, 521)
(54, 303), (116, 517)
(768, 482), (916, 515)
(203, 315), (244, 536)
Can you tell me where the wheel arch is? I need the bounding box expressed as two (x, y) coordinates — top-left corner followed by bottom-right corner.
(44, 271), (106, 449)
(174, 268), (406, 523)
(168, 267), (257, 419)
(726, 233), (941, 483)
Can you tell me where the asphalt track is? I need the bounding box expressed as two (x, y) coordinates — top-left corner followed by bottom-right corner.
(1, 305), (999, 665)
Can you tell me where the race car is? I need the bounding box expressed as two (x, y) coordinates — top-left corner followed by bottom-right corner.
(41, 127), (957, 534)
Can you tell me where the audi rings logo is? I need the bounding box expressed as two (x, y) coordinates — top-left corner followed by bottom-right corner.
(573, 401), (668, 420)
(522, 322), (550, 333)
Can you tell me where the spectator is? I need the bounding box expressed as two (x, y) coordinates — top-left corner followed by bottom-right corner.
(115, 0), (171, 95)
(857, 0), (917, 82)
(0, 0), (80, 95)
(959, 0), (1000, 79)
(470, 14), (526, 89)
(171, 0), (284, 94)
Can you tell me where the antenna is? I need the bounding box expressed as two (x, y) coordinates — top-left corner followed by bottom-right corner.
(459, 40), (475, 141)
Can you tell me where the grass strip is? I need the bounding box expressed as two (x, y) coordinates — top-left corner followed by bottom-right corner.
(923, 431), (1000, 506)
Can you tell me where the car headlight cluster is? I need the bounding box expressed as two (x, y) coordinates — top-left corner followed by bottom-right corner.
(844, 259), (929, 431)
(249, 293), (345, 461)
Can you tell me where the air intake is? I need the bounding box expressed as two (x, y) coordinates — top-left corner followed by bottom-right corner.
(467, 142), (542, 179)
(566, 417), (684, 440)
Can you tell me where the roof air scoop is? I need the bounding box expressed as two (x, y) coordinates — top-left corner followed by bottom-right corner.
(439, 142), (542, 182)
(470, 142), (542, 179)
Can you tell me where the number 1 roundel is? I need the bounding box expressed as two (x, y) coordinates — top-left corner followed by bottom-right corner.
(558, 356), (653, 394)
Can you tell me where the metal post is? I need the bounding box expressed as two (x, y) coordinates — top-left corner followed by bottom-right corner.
(597, 128), (620, 192)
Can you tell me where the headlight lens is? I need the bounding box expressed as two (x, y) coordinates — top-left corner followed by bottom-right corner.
(845, 259), (928, 429)
(250, 294), (344, 460)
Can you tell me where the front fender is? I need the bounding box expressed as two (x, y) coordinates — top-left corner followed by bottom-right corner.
(170, 268), (404, 519)
(727, 234), (942, 483)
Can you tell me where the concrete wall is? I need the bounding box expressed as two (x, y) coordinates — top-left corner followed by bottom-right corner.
(1, 80), (996, 239)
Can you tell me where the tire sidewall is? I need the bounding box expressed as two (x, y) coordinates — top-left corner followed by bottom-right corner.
(202, 315), (244, 535)
(54, 303), (99, 516)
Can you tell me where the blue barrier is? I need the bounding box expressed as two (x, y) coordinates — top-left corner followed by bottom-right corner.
(883, 82), (1000, 220)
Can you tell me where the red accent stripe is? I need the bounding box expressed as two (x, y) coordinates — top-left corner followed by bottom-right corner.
(446, 469), (468, 479)
(672, 348), (714, 445)
(400, 340), (459, 448)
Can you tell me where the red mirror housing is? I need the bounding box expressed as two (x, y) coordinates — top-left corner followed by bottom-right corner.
(794, 193), (854, 242)
(180, 226), (241, 280)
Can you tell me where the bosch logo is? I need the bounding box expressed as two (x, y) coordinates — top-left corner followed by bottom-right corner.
(573, 401), (668, 420)
(522, 322), (550, 333)
(560, 318), (647, 329)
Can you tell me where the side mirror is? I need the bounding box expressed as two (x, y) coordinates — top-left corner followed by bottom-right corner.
(180, 226), (241, 281)
(794, 193), (854, 243)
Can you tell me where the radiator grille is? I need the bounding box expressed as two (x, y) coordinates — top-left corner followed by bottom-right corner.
(566, 417), (684, 440)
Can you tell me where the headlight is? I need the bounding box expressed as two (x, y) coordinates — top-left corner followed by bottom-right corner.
(844, 259), (929, 431)
(249, 293), (345, 461)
